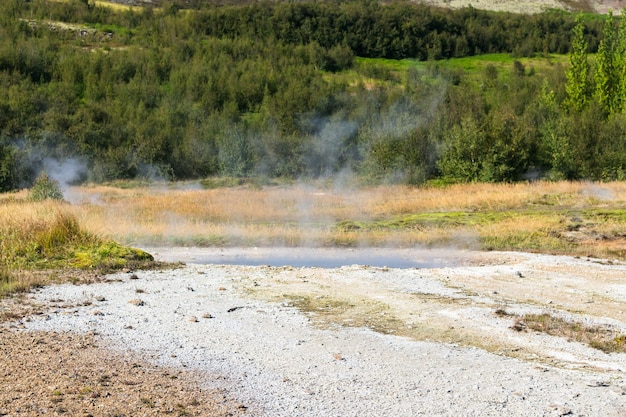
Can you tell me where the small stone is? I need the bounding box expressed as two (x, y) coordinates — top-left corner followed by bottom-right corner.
(202, 313), (213, 319)
(129, 274), (139, 280)
(510, 321), (526, 332)
(547, 404), (572, 416)
(129, 299), (144, 306)
(188, 316), (198, 323)
(95, 296), (106, 302)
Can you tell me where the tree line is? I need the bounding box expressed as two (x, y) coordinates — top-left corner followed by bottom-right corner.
(0, 0), (622, 191)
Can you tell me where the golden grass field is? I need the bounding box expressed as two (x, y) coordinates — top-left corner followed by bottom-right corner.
(3, 180), (609, 259)
(3, 180), (626, 261)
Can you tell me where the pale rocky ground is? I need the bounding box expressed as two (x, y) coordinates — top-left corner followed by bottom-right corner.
(4, 247), (626, 416)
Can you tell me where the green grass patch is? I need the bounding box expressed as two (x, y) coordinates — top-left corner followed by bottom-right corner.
(336, 211), (512, 232)
(480, 230), (574, 253)
(355, 57), (422, 72)
(72, 241), (153, 271)
(334, 206), (626, 254)
(0, 208), (156, 297)
(353, 53), (569, 90)
(584, 208), (626, 222)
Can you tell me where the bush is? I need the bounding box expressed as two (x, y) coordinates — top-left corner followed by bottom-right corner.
(29, 172), (64, 201)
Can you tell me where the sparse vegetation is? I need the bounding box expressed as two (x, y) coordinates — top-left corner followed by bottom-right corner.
(512, 312), (626, 353)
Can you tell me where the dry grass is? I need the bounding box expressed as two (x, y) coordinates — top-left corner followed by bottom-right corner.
(512, 313), (626, 353)
(52, 180), (626, 259)
(49, 0), (144, 12)
(4, 180), (626, 262)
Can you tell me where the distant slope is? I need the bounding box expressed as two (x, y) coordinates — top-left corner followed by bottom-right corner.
(419, 0), (626, 14)
(109, 0), (626, 14)
(108, 0), (626, 15)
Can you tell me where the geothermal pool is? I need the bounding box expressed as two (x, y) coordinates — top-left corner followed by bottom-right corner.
(142, 246), (471, 268)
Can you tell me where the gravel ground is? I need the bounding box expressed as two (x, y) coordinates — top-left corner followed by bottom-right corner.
(9, 248), (626, 416)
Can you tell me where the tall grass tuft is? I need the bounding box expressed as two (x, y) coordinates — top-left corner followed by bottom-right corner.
(0, 198), (154, 297)
(36, 212), (86, 256)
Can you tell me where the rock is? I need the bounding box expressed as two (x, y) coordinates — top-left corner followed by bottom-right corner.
(510, 321), (526, 332)
(129, 299), (145, 306)
(188, 316), (198, 323)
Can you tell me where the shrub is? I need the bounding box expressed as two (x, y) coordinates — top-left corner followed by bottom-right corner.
(29, 172), (64, 201)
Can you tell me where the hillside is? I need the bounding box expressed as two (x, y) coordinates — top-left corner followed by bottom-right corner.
(4, 0), (626, 188)
(421, 0), (626, 14)
(110, 0), (626, 14)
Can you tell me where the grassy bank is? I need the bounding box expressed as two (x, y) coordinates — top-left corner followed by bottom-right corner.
(0, 192), (155, 297)
(57, 180), (626, 260)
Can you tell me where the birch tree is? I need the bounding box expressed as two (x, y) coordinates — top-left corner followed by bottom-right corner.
(595, 11), (619, 114)
(565, 14), (589, 112)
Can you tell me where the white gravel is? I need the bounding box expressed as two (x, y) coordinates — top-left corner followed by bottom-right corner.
(19, 248), (626, 417)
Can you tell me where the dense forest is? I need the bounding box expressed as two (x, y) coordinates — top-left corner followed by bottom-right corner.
(0, 0), (623, 190)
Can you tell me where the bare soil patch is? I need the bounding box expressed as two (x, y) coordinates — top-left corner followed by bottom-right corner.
(1, 311), (247, 417)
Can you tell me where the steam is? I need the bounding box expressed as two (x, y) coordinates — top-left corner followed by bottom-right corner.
(40, 157), (88, 204)
(43, 157), (88, 188)
(582, 182), (614, 201)
(302, 116), (359, 178)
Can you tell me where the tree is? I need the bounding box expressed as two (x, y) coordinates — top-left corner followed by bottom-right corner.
(595, 11), (620, 114)
(437, 117), (486, 182)
(618, 7), (626, 112)
(565, 14), (589, 112)
(0, 144), (21, 192)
